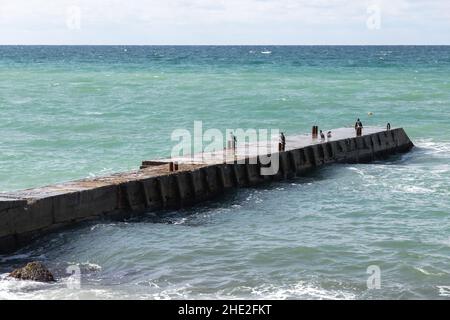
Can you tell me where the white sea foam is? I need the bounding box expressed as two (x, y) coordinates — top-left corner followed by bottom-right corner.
(125, 281), (357, 300)
(247, 281), (356, 300)
(347, 167), (367, 176)
(150, 283), (193, 300)
(83, 111), (103, 116)
(401, 186), (434, 194)
(437, 286), (450, 297)
(415, 140), (450, 156)
(414, 267), (444, 276)
(0, 274), (53, 300)
(10, 97), (32, 104)
(67, 261), (102, 271)
(172, 217), (187, 225)
(90, 223), (119, 231)
(0, 278), (355, 300)
(0, 253), (30, 263)
(0, 272), (122, 300)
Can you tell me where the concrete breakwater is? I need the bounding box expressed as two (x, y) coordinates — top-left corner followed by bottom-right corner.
(0, 127), (414, 253)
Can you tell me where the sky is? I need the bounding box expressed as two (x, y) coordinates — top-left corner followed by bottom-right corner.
(0, 0), (449, 45)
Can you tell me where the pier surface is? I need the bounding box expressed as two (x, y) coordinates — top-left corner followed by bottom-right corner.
(0, 127), (414, 253)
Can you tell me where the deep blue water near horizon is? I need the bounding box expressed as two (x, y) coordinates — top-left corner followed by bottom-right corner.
(1, 46), (450, 299)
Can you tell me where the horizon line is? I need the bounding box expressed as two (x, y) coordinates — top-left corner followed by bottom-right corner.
(1, 44), (450, 46)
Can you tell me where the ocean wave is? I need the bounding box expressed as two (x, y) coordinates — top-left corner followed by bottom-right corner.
(66, 261), (102, 272)
(242, 281), (356, 300)
(414, 267), (445, 276)
(401, 186), (435, 194)
(172, 217), (187, 225)
(0, 278), (117, 300)
(414, 140), (450, 157)
(346, 166), (374, 178)
(0, 253), (31, 263)
(0, 274), (54, 300)
(83, 111), (104, 116)
(134, 281), (357, 300)
(0, 271), (118, 300)
(0, 272), (358, 300)
(90, 223), (120, 231)
(438, 286), (450, 297)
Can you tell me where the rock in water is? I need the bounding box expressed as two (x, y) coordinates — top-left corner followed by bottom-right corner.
(9, 262), (55, 282)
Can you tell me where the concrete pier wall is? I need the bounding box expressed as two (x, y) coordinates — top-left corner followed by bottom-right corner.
(0, 128), (414, 253)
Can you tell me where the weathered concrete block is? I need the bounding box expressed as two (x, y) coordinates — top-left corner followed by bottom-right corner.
(380, 131), (396, 154)
(374, 132), (395, 158)
(355, 136), (365, 149)
(119, 181), (146, 212)
(268, 152), (283, 181)
(191, 169), (208, 200)
(52, 191), (80, 222)
(303, 146), (316, 167)
(89, 185), (120, 216)
(202, 166), (221, 195)
(343, 138), (355, 152)
(299, 148), (311, 167)
(139, 180), (151, 208)
(0, 234), (17, 254)
(330, 141), (345, 162)
(395, 128), (414, 152)
(13, 198), (54, 235)
(370, 134), (383, 154)
(141, 177), (163, 210)
(279, 152), (295, 178)
(157, 175), (179, 208)
(355, 136), (373, 162)
(53, 185), (119, 223)
(288, 149), (301, 174)
(312, 145), (324, 166)
(141, 160), (169, 167)
(378, 132), (388, 147)
(295, 148), (313, 173)
(0, 198), (27, 213)
(174, 172), (195, 206)
(386, 130), (396, 147)
(246, 163), (263, 184)
(322, 143), (334, 164)
(343, 138), (362, 163)
(244, 156), (262, 182)
(363, 135), (373, 149)
(0, 209), (16, 238)
(233, 164), (248, 186)
(218, 164), (235, 188)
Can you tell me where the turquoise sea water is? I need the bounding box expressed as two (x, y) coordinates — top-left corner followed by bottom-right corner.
(0, 46), (450, 299)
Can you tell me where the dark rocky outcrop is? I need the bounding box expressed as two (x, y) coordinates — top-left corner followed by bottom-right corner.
(9, 261), (55, 282)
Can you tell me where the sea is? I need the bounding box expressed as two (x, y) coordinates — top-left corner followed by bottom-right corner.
(0, 46), (449, 299)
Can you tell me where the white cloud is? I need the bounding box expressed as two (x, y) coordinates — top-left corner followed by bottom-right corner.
(0, 0), (449, 44)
